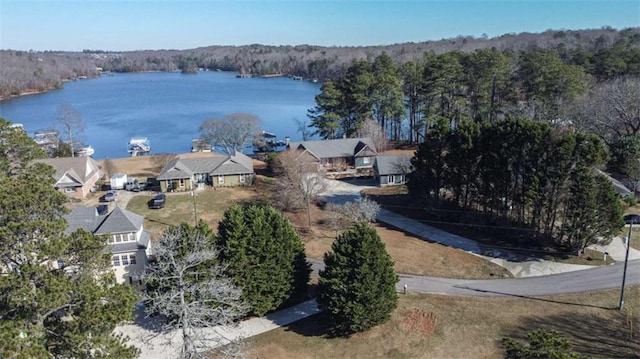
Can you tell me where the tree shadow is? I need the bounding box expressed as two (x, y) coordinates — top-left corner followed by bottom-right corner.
(453, 286), (617, 310)
(504, 311), (640, 358)
(280, 311), (335, 338)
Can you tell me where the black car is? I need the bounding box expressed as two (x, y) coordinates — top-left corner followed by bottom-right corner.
(148, 193), (166, 209)
(623, 214), (640, 225)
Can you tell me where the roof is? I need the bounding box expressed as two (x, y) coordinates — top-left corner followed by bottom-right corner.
(288, 138), (376, 160)
(157, 152), (253, 179)
(33, 157), (101, 186)
(94, 207), (144, 235)
(375, 155), (413, 176)
(64, 206), (104, 234)
(596, 169), (633, 197)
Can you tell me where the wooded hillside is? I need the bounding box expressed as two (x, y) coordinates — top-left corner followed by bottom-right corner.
(1, 27), (638, 99)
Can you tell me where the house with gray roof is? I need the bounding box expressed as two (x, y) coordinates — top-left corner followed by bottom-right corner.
(157, 151), (254, 192)
(64, 206), (152, 285)
(373, 155), (413, 186)
(287, 137), (377, 172)
(33, 156), (101, 199)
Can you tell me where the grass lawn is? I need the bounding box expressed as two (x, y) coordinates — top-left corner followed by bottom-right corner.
(246, 286), (640, 359)
(126, 186), (261, 238)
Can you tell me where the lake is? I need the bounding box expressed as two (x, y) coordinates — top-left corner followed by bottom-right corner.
(0, 71), (321, 159)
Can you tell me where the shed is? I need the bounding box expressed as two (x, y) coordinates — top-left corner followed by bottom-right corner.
(110, 173), (128, 190)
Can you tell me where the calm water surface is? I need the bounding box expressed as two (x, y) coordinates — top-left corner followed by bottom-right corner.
(0, 72), (321, 159)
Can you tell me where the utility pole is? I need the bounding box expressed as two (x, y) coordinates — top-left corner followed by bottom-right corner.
(190, 190), (198, 225)
(619, 221), (633, 310)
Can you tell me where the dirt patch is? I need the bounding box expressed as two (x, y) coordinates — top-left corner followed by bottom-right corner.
(401, 309), (438, 338)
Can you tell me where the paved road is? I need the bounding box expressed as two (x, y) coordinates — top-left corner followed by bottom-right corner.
(311, 257), (640, 297)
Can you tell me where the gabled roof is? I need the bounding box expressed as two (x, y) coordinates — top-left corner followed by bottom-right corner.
(94, 207), (143, 235)
(157, 152), (253, 179)
(34, 157), (101, 185)
(374, 155), (413, 176)
(64, 206), (104, 234)
(596, 169), (633, 197)
(288, 138), (377, 160)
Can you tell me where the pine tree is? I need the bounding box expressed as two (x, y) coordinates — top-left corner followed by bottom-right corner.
(318, 223), (398, 335)
(217, 204), (310, 316)
(0, 119), (139, 358)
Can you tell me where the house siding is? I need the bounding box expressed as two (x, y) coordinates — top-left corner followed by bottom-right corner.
(111, 250), (147, 284)
(213, 173), (253, 187)
(355, 156), (375, 169)
(161, 178), (193, 192)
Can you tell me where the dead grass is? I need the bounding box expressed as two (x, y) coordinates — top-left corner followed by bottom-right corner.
(288, 203), (510, 279)
(247, 286), (640, 359)
(125, 187), (259, 238)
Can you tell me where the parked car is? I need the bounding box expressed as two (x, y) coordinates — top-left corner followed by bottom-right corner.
(125, 178), (139, 191)
(623, 214), (640, 225)
(137, 181), (148, 191)
(102, 190), (117, 202)
(148, 193), (166, 209)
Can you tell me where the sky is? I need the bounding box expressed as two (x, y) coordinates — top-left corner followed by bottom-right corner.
(1, 0), (638, 51)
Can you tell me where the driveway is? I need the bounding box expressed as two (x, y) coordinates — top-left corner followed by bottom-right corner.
(319, 178), (622, 278)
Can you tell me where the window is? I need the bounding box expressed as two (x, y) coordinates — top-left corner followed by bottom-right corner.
(121, 255), (129, 265)
(239, 174), (245, 183)
(218, 175), (224, 184)
(64, 187), (76, 193)
(127, 233), (133, 241)
(363, 157), (370, 164)
(115, 235), (122, 243)
(112, 256), (120, 266)
(388, 175), (395, 184)
(179, 178), (185, 187)
(129, 254), (137, 265)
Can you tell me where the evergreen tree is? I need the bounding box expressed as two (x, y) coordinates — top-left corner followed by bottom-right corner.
(217, 203), (310, 316)
(0, 122), (139, 358)
(503, 329), (585, 359)
(318, 223), (398, 335)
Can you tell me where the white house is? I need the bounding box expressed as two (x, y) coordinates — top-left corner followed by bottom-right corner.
(65, 206), (152, 284)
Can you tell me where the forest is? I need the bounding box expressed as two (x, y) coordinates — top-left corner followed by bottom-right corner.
(1, 27), (639, 99)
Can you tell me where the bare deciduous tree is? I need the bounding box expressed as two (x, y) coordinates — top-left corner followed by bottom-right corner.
(356, 119), (388, 152)
(325, 197), (380, 228)
(568, 77), (640, 143)
(143, 226), (249, 359)
(151, 153), (177, 172)
(55, 103), (84, 157)
(294, 117), (312, 141)
(102, 158), (116, 179)
(274, 149), (327, 226)
(199, 113), (261, 155)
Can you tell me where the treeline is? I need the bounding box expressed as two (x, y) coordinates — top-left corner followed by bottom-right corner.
(408, 117), (624, 254)
(308, 46), (640, 143)
(0, 51), (100, 99)
(1, 27), (638, 99)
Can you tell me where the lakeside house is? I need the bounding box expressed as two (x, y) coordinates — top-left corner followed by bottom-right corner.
(157, 151), (254, 192)
(373, 155), (413, 186)
(33, 156), (102, 199)
(65, 206), (152, 285)
(287, 137), (377, 173)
